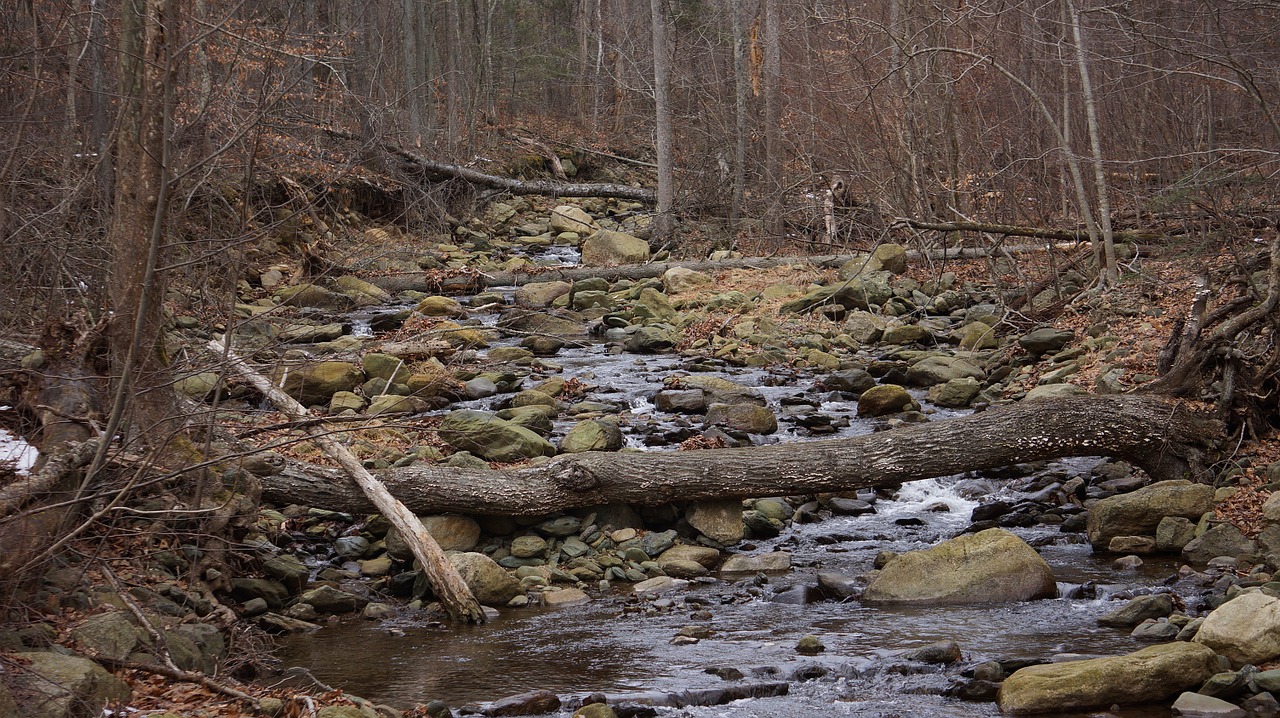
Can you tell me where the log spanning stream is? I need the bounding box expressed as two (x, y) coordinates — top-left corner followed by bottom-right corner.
(276, 334), (1179, 717)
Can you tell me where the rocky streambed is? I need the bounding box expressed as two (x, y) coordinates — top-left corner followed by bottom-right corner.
(9, 197), (1280, 718)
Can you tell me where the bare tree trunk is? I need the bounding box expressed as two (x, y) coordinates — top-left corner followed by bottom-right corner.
(650, 0), (674, 243)
(260, 396), (1218, 517)
(1066, 0), (1118, 286)
(762, 0), (782, 236)
(730, 0), (748, 229)
(104, 0), (176, 445)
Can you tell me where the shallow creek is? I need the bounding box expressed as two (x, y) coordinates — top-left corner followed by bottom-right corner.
(277, 330), (1181, 717)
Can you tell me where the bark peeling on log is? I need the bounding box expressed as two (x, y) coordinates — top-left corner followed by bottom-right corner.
(261, 396), (1220, 517)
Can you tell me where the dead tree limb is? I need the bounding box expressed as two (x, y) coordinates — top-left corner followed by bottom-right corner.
(206, 339), (486, 622)
(894, 218), (1173, 244)
(260, 395), (1219, 517)
(325, 129), (656, 202)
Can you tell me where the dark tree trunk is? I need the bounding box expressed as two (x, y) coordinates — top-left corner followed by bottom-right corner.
(260, 396), (1219, 517)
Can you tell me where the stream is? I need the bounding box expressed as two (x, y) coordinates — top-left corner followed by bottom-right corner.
(276, 321), (1181, 717)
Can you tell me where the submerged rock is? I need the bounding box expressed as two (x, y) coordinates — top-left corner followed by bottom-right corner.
(996, 642), (1218, 714)
(863, 528), (1056, 605)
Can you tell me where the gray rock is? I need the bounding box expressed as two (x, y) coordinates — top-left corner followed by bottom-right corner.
(1025, 384), (1087, 400)
(640, 529), (679, 556)
(625, 326), (676, 353)
(510, 535), (548, 559)
(1183, 523), (1258, 565)
(386, 514), (482, 559)
(334, 536), (370, 559)
(904, 639), (962, 664)
(655, 389), (708, 413)
(686, 500), (745, 545)
(1098, 594), (1175, 627)
(438, 409), (557, 462)
(537, 515), (582, 537)
(681, 376), (768, 406)
(1194, 591), (1280, 667)
(581, 229), (649, 266)
(1086, 480), (1215, 548)
(8, 651), (131, 718)
(816, 572), (861, 598)
(929, 377), (981, 408)
(997, 643), (1219, 714)
(1170, 692), (1247, 718)
(1019, 328), (1075, 356)
(274, 361), (364, 406)
(720, 551), (791, 573)
(560, 418), (624, 453)
(299, 585), (368, 614)
(70, 611), (138, 661)
(864, 528), (1055, 605)
(820, 369), (876, 396)
(633, 576), (689, 594)
(450, 552), (522, 606)
(857, 384), (918, 417)
(231, 577), (289, 610)
(1131, 618), (1181, 640)
(484, 689), (561, 717)
(1157, 516), (1198, 552)
(705, 403), (778, 434)
(906, 356), (985, 387)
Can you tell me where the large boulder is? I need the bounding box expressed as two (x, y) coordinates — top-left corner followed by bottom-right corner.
(780, 273), (894, 314)
(70, 611), (138, 661)
(863, 528), (1056, 605)
(386, 514), (482, 559)
(8, 651), (132, 718)
(448, 552), (521, 606)
(906, 355), (985, 387)
(1193, 591), (1280, 667)
(581, 230), (650, 266)
(1085, 480), (1215, 549)
(996, 642), (1219, 714)
(1182, 523), (1258, 565)
(438, 410), (557, 463)
(549, 205), (598, 234)
(275, 361), (363, 406)
(663, 267), (713, 293)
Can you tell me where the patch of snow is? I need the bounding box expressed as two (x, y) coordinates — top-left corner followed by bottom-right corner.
(1, 427), (38, 475)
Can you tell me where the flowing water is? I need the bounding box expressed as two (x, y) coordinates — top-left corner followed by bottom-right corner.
(276, 338), (1182, 717)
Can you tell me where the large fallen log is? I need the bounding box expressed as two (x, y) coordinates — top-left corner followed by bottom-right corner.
(261, 395), (1219, 517)
(208, 339), (486, 622)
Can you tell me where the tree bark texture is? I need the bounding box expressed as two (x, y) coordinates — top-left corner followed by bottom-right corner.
(260, 396), (1218, 517)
